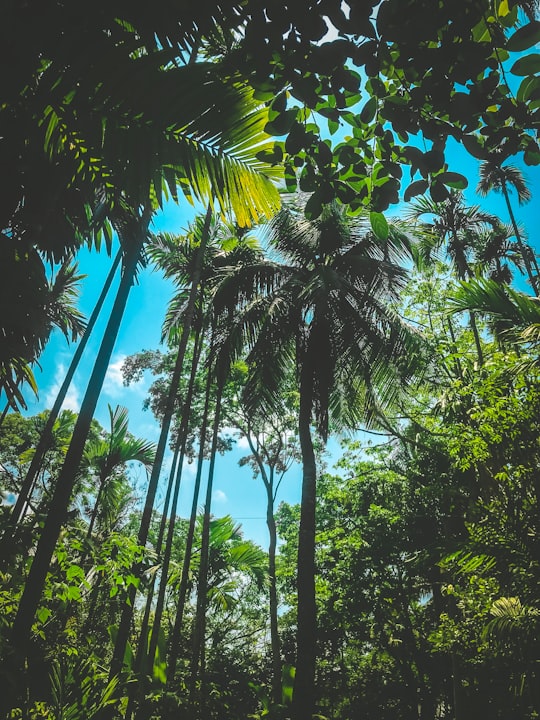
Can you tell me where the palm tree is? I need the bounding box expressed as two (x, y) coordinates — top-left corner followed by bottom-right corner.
(82, 405), (156, 539)
(7, 68), (281, 676)
(449, 277), (540, 363)
(477, 159), (538, 295)
(0, 250), (86, 415)
(471, 221), (520, 285)
(214, 200), (422, 720)
(406, 191), (499, 364)
(2, 248), (122, 543)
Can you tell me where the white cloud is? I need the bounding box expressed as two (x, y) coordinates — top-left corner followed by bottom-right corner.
(103, 356), (128, 398)
(45, 364), (80, 412)
(103, 355), (147, 399)
(212, 489), (227, 504)
(221, 426), (250, 449)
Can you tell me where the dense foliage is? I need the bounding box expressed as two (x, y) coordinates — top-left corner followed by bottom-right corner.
(2, 1), (540, 718)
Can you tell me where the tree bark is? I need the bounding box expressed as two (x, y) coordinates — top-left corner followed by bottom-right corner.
(111, 205), (212, 676)
(146, 323), (204, 673)
(166, 361), (213, 681)
(266, 480), (282, 706)
(0, 248), (121, 564)
(501, 181), (539, 296)
(291, 365), (317, 720)
(5, 219), (147, 687)
(189, 379), (224, 715)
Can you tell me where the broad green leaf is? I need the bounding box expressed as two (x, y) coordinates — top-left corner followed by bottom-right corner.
(497, 0), (511, 17)
(36, 607), (51, 624)
(517, 75), (540, 103)
(507, 21), (540, 52)
(429, 180), (450, 203)
(305, 190), (324, 220)
(328, 118), (340, 135)
(403, 179), (428, 202)
(524, 147), (540, 165)
(264, 109), (297, 136)
(360, 97), (378, 124)
(510, 54), (540, 76)
(462, 134), (489, 160)
(437, 171), (468, 190)
(370, 211), (389, 240)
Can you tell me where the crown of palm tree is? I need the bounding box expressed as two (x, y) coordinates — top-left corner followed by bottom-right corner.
(477, 161), (532, 206)
(83, 405), (156, 481)
(214, 202), (423, 439)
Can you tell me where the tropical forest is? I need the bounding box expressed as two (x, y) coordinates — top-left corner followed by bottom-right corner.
(2, 1), (540, 718)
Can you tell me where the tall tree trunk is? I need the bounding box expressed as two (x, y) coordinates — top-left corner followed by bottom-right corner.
(291, 366), (317, 720)
(86, 471), (107, 539)
(111, 205), (212, 676)
(166, 359), (214, 681)
(124, 438), (182, 720)
(501, 181), (539, 295)
(189, 379), (224, 714)
(146, 323), (204, 676)
(468, 311), (484, 366)
(244, 424), (282, 706)
(266, 478), (282, 705)
(5, 218), (148, 692)
(0, 248), (122, 564)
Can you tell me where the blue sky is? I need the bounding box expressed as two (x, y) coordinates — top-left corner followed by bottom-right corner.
(17, 142), (540, 549)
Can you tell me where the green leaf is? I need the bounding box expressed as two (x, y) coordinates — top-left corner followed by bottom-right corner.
(510, 54), (540, 76)
(305, 190), (324, 220)
(66, 564), (84, 581)
(328, 118), (340, 135)
(264, 109), (298, 136)
(369, 211), (388, 240)
(403, 179), (428, 202)
(437, 171), (468, 190)
(360, 97), (378, 124)
(462, 134), (489, 160)
(517, 75), (540, 103)
(524, 148), (540, 165)
(507, 21), (540, 52)
(429, 180), (450, 203)
(36, 607), (51, 624)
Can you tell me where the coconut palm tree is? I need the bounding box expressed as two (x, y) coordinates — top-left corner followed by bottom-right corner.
(223, 381), (299, 705)
(213, 200), (422, 720)
(406, 191), (500, 364)
(477, 160), (538, 295)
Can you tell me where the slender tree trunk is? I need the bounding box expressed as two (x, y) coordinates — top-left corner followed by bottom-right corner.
(166, 359), (214, 681)
(244, 427), (282, 704)
(189, 379), (224, 715)
(266, 479), (282, 706)
(4, 220), (147, 698)
(468, 311), (484, 366)
(86, 472), (107, 539)
(0, 248), (122, 565)
(146, 324), (205, 675)
(291, 366), (317, 720)
(0, 401), (10, 426)
(111, 205), (212, 676)
(124, 439), (182, 720)
(502, 181), (539, 295)
(134, 441), (179, 646)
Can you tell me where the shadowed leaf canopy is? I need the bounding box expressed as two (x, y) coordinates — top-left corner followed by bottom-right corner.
(214, 202), (423, 439)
